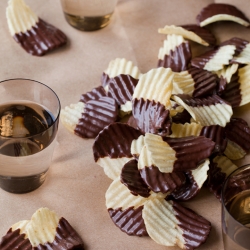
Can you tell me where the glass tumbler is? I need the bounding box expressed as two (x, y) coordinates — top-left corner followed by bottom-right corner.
(0, 79), (60, 193)
(222, 164), (250, 250)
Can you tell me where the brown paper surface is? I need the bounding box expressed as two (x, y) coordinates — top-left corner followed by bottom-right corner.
(0, 0), (250, 249)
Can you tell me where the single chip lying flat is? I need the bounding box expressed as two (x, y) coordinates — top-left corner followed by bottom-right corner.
(79, 86), (107, 104)
(191, 45), (236, 72)
(157, 34), (192, 72)
(133, 67), (174, 108)
(172, 94), (233, 127)
(102, 58), (141, 91)
(107, 74), (139, 115)
(173, 67), (217, 98)
(170, 159), (209, 201)
(158, 24), (215, 46)
(139, 133), (214, 173)
(196, 3), (250, 27)
(6, 0), (67, 56)
(120, 159), (151, 198)
(207, 155), (237, 200)
(93, 123), (143, 179)
(108, 206), (148, 237)
(224, 118), (250, 160)
(142, 199), (211, 249)
(132, 98), (172, 136)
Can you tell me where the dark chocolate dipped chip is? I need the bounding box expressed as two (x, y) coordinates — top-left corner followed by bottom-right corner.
(164, 136), (215, 171)
(191, 44), (236, 71)
(157, 36), (192, 72)
(108, 206), (148, 237)
(107, 74), (139, 106)
(37, 217), (85, 250)
(101, 72), (110, 90)
(0, 228), (32, 250)
(79, 86), (107, 104)
(171, 201), (212, 250)
(120, 159), (150, 198)
(132, 98), (172, 136)
(93, 123), (143, 162)
(181, 24), (216, 46)
(200, 125), (227, 155)
(188, 66), (217, 98)
(225, 118), (250, 153)
(171, 108), (191, 124)
(143, 199), (211, 249)
(74, 96), (118, 138)
(207, 155), (237, 200)
(126, 114), (139, 130)
(139, 166), (186, 194)
(196, 3), (250, 27)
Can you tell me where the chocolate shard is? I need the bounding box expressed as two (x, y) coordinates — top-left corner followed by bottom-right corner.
(79, 86), (107, 104)
(74, 96), (118, 138)
(164, 136), (215, 171)
(108, 206), (148, 237)
(157, 35), (192, 72)
(225, 118), (250, 153)
(107, 74), (139, 106)
(132, 98), (172, 136)
(171, 200), (212, 250)
(207, 155), (237, 200)
(196, 3), (250, 27)
(181, 24), (216, 46)
(37, 217), (84, 250)
(121, 159), (150, 198)
(200, 125), (227, 155)
(0, 228), (32, 250)
(93, 123), (143, 162)
(140, 166), (186, 194)
(188, 67), (217, 98)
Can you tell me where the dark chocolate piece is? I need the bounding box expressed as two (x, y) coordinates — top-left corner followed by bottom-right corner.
(0, 228), (32, 250)
(200, 125), (227, 155)
(93, 123), (143, 162)
(108, 206), (148, 237)
(171, 201), (211, 250)
(221, 73), (241, 108)
(14, 18), (67, 56)
(157, 42), (192, 72)
(75, 96), (118, 138)
(121, 159), (150, 198)
(196, 3), (250, 25)
(170, 171), (199, 201)
(181, 24), (216, 46)
(79, 86), (106, 104)
(132, 98), (172, 136)
(225, 118), (250, 153)
(188, 67), (218, 98)
(163, 136), (215, 171)
(107, 75), (139, 106)
(140, 166), (186, 194)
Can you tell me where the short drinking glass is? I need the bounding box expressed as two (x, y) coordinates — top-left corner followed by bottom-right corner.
(222, 164), (250, 250)
(0, 79), (60, 193)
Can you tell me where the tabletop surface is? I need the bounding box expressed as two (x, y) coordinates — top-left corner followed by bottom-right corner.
(1, 0), (250, 249)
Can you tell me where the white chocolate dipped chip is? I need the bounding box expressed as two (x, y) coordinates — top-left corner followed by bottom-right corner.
(170, 122), (203, 138)
(158, 25), (209, 46)
(172, 95), (233, 127)
(158, 34), (185, 60)
(6, 0), (38, 36)
(138, 134), (177, 173)
(60, 102), (85, 134)
(26, 207), (60, 247)
(133, 67), (174, 108)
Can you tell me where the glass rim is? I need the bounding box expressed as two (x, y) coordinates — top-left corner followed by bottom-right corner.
(0, 78), (61, 139)
(221, 163), (250, 231)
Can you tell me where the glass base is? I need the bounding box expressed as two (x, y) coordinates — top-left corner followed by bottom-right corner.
(63, 12), (113, 31)
(0, 171), (47, 194)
